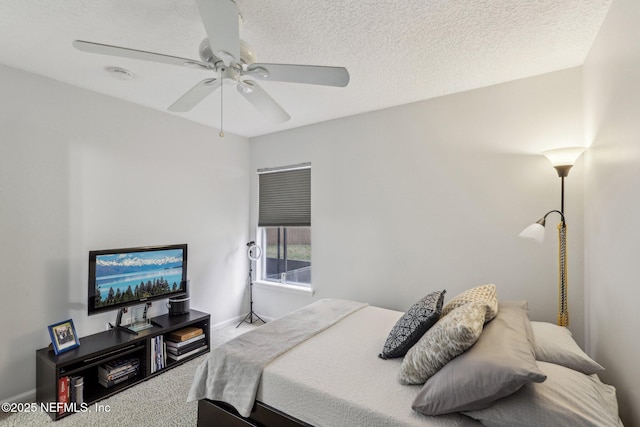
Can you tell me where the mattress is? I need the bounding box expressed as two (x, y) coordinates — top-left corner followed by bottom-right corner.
(256, 305), (481, 427)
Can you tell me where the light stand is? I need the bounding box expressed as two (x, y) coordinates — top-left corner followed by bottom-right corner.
(519, 147), (585, 327)
(237, 241), (265, 327)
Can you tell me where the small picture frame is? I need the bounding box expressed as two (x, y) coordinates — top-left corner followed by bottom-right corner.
(48, 319), (80, 355)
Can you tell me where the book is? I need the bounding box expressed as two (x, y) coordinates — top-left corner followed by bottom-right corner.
(165, 333), (205, 348)
(100, 366), (138, 382)
(98, 370), (138, 388)
(151, 336), (156, 374)
(156, 335), (164, 370)
(57, 376), (69, 414)
(99, 359), (139, 380)
(162, 339), (167, 369)
(100, 357), (140, 375)
(167, 327), (203, 342)
(150, 335), (168, 373)
(166, 345), (208, 361)
(166, 340), (207, 356)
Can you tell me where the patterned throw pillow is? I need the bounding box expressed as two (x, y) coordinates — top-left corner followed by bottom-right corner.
(399, 302), (487, 385)
(440, 283), (498, 322)
(378, 290), (446, 359)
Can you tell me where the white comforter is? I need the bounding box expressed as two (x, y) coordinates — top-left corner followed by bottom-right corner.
(257, 305), (480, 427)
(187, 298), (368, 417)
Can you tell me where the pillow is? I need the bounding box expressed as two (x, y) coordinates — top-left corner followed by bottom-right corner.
(463, 361), (621, 427)
(398, 301), (486, 385)
(440, 283), (498, 322)
(530, 321), (604, 375)
(412, 301), (547, 415)
(378, 290), (446, 359)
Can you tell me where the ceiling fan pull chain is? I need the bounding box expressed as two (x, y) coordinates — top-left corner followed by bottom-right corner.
(219, 68), (225, 138)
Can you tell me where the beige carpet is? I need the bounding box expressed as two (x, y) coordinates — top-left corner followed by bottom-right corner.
(0, 321), (260, 427)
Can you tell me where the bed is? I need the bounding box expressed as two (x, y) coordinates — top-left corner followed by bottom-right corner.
(188, 286), (623, 427)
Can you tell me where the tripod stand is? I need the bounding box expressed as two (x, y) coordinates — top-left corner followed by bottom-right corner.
(237, 241), (265, 327)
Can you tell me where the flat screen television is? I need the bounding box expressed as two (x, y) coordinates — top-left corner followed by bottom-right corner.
(88, 244), (188, 316)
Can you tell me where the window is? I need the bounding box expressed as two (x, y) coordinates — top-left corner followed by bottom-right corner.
(257, 163), (311, 287)
(261, 227), (311, 286)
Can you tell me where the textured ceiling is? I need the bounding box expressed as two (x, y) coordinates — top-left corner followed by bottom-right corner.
(0, 0), (611, 138)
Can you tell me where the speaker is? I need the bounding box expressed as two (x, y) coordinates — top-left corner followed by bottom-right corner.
(167, 294), (190, 316)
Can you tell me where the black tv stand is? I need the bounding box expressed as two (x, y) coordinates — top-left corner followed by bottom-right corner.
(36, 310), (210, 421)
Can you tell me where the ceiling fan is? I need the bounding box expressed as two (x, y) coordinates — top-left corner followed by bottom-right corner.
(73, 0), (350, 127)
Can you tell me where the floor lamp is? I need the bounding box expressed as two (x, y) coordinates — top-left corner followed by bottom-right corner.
(237, 241), (265, 327)
(519, 147), (586, 327)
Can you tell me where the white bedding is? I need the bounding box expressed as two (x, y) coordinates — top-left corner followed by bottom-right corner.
(256, 305), (481, 426)
(194, 299), (621, 426)
(188, 299), (367, 417)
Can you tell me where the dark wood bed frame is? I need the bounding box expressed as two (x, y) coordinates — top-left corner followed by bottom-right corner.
(197, 399), (312, 427)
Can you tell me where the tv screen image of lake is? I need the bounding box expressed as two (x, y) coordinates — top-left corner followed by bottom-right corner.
(95, 249), (183, 301)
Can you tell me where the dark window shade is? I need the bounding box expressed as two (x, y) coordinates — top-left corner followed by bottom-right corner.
(258, 167), (310, 227)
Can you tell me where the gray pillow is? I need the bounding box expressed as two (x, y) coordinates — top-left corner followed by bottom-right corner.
(530, 321), (604, 375)
(412, 301), (546, 415)
(463, 361), (621, 427)
(399, 301), (486, 385)
(378, 290), (446, 359)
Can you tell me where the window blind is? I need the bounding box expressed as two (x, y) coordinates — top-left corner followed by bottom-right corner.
(258, 164), (310, 227)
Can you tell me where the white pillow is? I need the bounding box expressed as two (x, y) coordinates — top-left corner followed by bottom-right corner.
(463, 361), (621, 427)
(530, 321), (604, 375)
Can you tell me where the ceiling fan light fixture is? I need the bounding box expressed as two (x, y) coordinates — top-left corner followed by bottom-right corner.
(239, 80), (256, 94)
(221, 66), (240, 85)
(75, 0), (349, 125)
(106, 66), (133, 81)
(239, 40), (257, 65)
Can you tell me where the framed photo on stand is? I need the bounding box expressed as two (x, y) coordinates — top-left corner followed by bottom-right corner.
(48, 319), (80, 355)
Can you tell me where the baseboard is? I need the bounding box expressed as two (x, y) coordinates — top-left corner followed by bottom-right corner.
(3, 388), (36, 404)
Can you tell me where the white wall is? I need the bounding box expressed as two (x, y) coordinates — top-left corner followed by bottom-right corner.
(583, 0), (640, 424)
(0, 65), (250, 402)
(250, 68), (586, 345)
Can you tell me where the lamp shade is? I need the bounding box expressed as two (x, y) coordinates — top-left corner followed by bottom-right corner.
(542, 147), (587, 167)
(519, 222), (545, 243)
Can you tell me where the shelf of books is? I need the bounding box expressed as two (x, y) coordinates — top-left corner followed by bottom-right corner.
(54, 344), (146, 417)
(165, 326), (208, 364)
(36, 309), (210, 421)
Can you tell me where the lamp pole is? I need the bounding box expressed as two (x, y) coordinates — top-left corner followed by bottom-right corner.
(557, 218), (568, 327)
(551, 163), (572, 327)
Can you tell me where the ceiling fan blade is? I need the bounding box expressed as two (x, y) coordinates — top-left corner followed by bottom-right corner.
(195, 0), (240, 67)
(73, 40), (209, 69)
(245, 63), (350, 87)
(237, 80), (290, 123)
(168, 78), (221, 112)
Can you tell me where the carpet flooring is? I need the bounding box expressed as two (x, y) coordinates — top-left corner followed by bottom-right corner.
(0, 320), (260, 427)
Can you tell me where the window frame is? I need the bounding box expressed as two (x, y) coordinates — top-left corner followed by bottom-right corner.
(255, 162), (312, 291)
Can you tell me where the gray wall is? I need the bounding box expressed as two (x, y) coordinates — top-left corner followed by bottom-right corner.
(249, 68), (586, 346)
(0, 65), (250, 402)
(583, 0), (640, 424)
